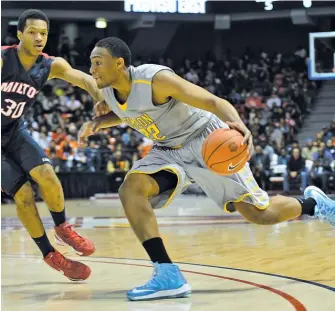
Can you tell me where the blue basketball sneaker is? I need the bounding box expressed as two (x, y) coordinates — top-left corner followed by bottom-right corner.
(127, 263), (191, 301)
(304, 186), (335, 226)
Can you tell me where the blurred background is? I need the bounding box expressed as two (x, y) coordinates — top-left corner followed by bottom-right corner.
(2, 0), (335, 201)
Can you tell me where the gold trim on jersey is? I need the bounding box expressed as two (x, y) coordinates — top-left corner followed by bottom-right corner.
(171, 144), (182, 149)
(223, 192), (270, 213)
(117, 102), (128, 111)
(125, 166), (181, 209)
(134, 79), (152, 85)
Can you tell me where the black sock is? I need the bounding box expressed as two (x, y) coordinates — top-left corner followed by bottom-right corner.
(50, 209), (66, 227)
(32, 232), (55, 258)
(297, 198), (316, 216)
(143, 237), (172, 264)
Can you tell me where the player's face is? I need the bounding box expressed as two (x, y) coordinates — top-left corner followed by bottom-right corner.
(18, 19), (48, 56)
(90, 47), (124, 89)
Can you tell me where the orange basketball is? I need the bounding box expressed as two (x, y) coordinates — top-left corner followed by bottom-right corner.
(202, 128), (249, 175)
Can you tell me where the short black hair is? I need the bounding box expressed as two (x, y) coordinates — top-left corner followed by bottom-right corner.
(95, 37), (131, 67)
(17, 9), (49, 32)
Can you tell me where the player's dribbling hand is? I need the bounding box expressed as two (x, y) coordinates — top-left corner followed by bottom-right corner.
(78, 121), (101, 148)
(226, 121), (254, 157)
(93, 100), (111, 118)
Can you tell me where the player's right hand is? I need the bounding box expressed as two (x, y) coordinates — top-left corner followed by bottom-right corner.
(93, 100), (110, 118)
(226, 120), (254, 157)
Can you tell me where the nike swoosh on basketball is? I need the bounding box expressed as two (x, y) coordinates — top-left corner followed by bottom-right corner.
(228, 160), (243, 171)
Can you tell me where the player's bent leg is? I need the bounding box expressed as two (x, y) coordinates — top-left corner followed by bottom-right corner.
(13, 181), (90, 281)
(29, 164), (95, 256)
(234, 187), (335, 228)
(14, 181), (45, 238)
(119, 173), (161, 242)
(119, 172), (191, 301)
(233, 195), (303, 225)
(187, 161), (333, 226)
(29, 163), (64, 213)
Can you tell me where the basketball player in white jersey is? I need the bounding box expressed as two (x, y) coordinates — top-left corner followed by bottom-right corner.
(79, 37), (335, 301)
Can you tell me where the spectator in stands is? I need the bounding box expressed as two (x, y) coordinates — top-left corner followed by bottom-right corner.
(98, 139), (112, 171)
(323, 120), (335, 141)
(37, 132), (50, 150)
(61, 140), (75, 171)
(249, 145), (270, 190)
(49, 152), (63, 173)
(284, 112), (296, 143)
(2, 26), (18, 45)
(72, 36), (86, 66)
(270, 123), (284, 150)
(52, 127), (66, 144)
(259, 137), (275, 159)
(107, 151), (130, 192)
(46, 140), (62, 159)
(283, 147), (308, 193)
(65, 95), (82, 111)
(73, 150), (87, 172)
(122, 127), (133, 145)
(325, 139), (335, 158)
(313, 143), (333, 163)
(310, 144), (334, 192)
(28, 125), (40, 142)
(266, 92), (281, 109)
(245, 92), (266, 109)
(302, 139), (318, 161)
(58, 35), (72, 64)
(185, 68), (199, 84)
(47, 110), (64, 131)
(277, 149), (289, 165)
(124, 134), (140, 158)
(107, 150), (129, 173)
(84, 141), (101, 172)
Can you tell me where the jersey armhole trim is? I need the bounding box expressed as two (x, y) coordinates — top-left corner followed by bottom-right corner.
(134, 79), (151, 85)
(151, 68), (175, 107)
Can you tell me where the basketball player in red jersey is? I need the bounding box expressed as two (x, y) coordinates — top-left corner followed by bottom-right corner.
(1, 9), (107, 280)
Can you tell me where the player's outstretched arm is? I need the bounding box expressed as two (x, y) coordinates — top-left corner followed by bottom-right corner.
(152, 70), (253, 154)
(49, 57), (103, 102)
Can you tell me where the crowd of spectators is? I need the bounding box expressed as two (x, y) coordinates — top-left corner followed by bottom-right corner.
(249, 120), (335, 193)
(3, 32), (334, 194)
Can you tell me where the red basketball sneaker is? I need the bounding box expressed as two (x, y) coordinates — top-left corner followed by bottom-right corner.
(55, 222), (95, 256)
(44, 250), (91, 281)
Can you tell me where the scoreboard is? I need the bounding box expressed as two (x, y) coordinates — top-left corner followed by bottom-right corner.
(124, 0), (318, 14)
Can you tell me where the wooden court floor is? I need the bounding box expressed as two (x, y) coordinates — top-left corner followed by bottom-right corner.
(2, 195), (335, 311)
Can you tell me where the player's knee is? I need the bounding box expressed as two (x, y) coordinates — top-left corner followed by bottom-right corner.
(234, 202), (278, 225)
(14, 182), (35, 210)
(250, 210), (279, 225)
(119, 174), (155, 202)
(30, 164), (61, 188)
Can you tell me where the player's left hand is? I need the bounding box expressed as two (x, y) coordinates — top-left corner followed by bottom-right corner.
(226, 121), (254, 157)
(78, 121), (100, 148)
(93, 100), (110, 118)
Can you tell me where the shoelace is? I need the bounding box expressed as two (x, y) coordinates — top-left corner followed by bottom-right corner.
(317, 200), (335, 225)
(142, 265), (162, 288)
(51, 252), (73, 269)
(317, 201), (327, 219)
(60, 224), (85, 244)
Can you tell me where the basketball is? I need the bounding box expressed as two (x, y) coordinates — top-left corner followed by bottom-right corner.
(202, 128), (249, 175)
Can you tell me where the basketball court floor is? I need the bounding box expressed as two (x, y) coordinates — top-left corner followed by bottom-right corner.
(2, 195), (335, 311)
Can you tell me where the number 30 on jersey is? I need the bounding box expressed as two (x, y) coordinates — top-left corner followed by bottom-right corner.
(1, 99), (27, 119)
